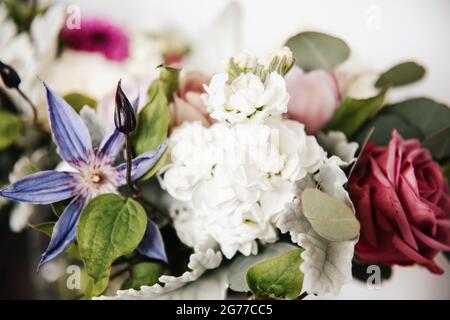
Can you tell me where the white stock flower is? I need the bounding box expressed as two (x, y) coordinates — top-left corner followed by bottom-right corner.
(203, 71), (289, 124)
(268, 46), (294, 75)
(232, 51), (259, 73)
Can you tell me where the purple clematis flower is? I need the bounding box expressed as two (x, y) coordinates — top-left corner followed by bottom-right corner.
(0, 83), (167, 269)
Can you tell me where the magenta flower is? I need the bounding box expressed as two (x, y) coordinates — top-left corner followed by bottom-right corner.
(61, 17), (130, 61)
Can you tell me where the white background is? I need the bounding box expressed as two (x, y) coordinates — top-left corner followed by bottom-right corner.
(57, 0), (450, 299)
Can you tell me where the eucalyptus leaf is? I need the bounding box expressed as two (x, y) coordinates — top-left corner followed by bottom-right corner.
(77, 194), (147, 281)
(354, 113), (423, 146)
(246, 248), (304, 299)
(121, 262), (163, 290)
(285, 31), (350, 71)
(63, 93), (97, 113)
(355, 98), (450, 146)
(375, 61), (425, 88)
(0, 111), (22, 150)
(383, 98), (450, 137)
(325, 90), (386, 138)
(422, 126), (450, 161)
(442, 162), (450, 181)
(444, 251), (450, 263)
(301, 188), (360, 242)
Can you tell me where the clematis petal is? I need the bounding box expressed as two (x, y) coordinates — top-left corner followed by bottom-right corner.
(98, 129), (125, 162)
(0, 170), (77, 204)
(44, 83), (92, 166)
(137, 219), (168, 263)
(38, 196), (86, 269)
(98, 96), (139, 162)
(116, 141), (167, 184)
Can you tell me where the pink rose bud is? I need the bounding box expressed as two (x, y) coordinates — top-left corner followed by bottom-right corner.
(285, 65), (340, 134)
(169, 72), (213, 129)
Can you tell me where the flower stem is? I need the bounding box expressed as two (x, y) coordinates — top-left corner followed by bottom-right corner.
(296, 292), (309, 300)
(16, 87), (38, 126)
(125, 133), (140, 197)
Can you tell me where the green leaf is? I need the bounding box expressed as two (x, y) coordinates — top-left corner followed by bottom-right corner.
(30, 222), (81, 259)
(422, 126), (450, 161)
(131, 79), (170, 180)
(159, 65), (180, 102)
(63, 93), (97, 113)
(0, 111), (22, 150)
(301, 188), (360, 242)
(77, 194), (147, 281)
(246, 249), (304, 299)
(285, 31), (350, 71)
(325, 90), (386, 138)
(355, 98), (450, 146)
(4, 0), (33, 33)
(444, 251), (450, 263)
(229, 243), (298, 293)
(442, 162), (450, 181)
(375, 61), (425, 88)
(121, 262), (163, 290)
(84, 276), (109, 299)
(50, 201), (67, 217)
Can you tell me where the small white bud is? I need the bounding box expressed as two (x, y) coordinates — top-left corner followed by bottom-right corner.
(268, 46), (295, 76)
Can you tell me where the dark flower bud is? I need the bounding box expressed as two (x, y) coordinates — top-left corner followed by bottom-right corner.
(114, 80), (136, 134)
(0, 60), (21, 89)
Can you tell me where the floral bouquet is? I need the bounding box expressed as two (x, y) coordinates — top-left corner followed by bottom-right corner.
(0, 1), (449, 300)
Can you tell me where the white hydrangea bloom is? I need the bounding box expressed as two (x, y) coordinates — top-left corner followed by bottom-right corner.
(160, 118), (326, 259)
(203, 72), (289, 124)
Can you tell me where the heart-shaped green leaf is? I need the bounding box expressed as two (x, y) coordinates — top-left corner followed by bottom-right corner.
(84, 276), (109, 299)
(121, 262), (163, 290)
(285, 31), (350, 71)
(246, 248), (304, 299)
(77, 194), (147, 281)
(375, 61), (425, 88)
(301, 188), (360, 242)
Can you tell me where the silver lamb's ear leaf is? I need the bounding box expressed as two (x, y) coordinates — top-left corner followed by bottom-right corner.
(301, 188), (360, 242)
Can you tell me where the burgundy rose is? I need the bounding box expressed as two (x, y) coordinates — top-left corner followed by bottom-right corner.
(348, 130), (450, 274)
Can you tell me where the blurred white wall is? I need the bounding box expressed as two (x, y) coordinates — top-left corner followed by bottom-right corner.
(56, 0), (450, 299)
